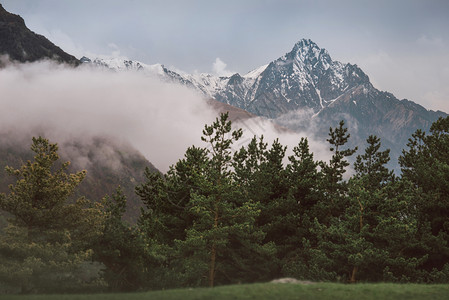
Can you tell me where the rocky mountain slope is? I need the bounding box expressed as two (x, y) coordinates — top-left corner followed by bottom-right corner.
(80, 56), (259, 124)
(84, 39), (446, 166)
(0, 4), (79, 65)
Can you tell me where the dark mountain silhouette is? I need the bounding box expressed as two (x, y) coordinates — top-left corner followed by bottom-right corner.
(0, 4), (79, 65)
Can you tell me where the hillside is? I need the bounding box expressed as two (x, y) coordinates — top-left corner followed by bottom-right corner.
(0, 136), (158, 222)
(0, 4), (79, 65)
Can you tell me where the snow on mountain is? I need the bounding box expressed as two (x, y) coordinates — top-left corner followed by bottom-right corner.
(81, 56), (165, 76)
(243, 64), (268, 79)
(183, 73), (229, 97)
(80, 39), (447, 169)
(80, 39), (444, 128)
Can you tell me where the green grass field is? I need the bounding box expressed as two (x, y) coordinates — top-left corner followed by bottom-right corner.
(1, 282), (449, 300)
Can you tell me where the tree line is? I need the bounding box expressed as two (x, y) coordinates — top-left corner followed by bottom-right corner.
(1, 113), (448, 293)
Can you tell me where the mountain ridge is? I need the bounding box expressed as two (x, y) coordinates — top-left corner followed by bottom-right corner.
(83, 39), (446, 168)
(0, 4), (444, 170)
(0, 4), (79, 65)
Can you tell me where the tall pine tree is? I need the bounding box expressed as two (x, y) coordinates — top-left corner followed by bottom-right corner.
(399, 117), (449, 277)
(319, 120), (357, 224)
(0, 137), (104, 293)
(137, 114), (274, 288)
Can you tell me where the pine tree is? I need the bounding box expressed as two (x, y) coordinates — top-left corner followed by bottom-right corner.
(181, 113), (270, 287)
(280, 138), (327, 279)
(235, 138), (288, 244)
(281, 122), (357, 282)
(137, 146), (208, 245)
(137, 114), (274, 288)
(309, 135), (430, 283)
(232, 136), (269, 202)
(233, 136), (289, 278)
(136, 146), (212, 289)
(285, 137), (324, 231)
(354, 135), (393, 190)
(0, 137), (104, 293)
(399, 117), (449, 276)
(319, 120), (357, 223)
(93, 187), (147, 291)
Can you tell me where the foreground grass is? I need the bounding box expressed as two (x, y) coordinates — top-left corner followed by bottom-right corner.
(1, 282), (449, 300)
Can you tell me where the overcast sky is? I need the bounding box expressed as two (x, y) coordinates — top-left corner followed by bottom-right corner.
(2, 0), (449, 112)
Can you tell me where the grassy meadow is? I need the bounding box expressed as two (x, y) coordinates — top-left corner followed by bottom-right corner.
(1, 282), (449, 300)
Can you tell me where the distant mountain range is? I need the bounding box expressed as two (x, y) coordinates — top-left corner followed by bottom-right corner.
(0, 2), (447, 180)
(82, 40), (447, 167)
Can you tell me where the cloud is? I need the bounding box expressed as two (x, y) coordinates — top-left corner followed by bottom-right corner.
(0, 61), (218, 172)
(234, 115), (333, 166)
(212, 57), (235, 77)
(0, 60), (333, 175)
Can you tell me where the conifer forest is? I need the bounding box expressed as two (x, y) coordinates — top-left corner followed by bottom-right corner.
(1, 113), (449, 293)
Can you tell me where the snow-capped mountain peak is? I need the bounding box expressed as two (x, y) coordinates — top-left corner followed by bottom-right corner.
(79, 39), (444, 134)
(80, 39), (372, 118)
(286, 38), (333, 72)
(292, 39), (322, 60)
(79, 39), (446, 171)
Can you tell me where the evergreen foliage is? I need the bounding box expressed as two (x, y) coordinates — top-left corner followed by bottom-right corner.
(319, 120), (358, 224)
(136, 113), (275, 288)
(399, 117), (449, 277)
(93, 187), (147, 291)
(0, 137), (104, 293)
(2, 116), (449, 294)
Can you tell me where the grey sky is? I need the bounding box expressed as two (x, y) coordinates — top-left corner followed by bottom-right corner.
(2, 0), (449, 112)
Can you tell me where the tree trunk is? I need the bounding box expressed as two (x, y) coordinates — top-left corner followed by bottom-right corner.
(358, 197), (363, 232)
(350, 196), (364, 284)
(209, 242), (216, 287)
(209, 205), (219, 287)
(350, 266), (358, 283)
